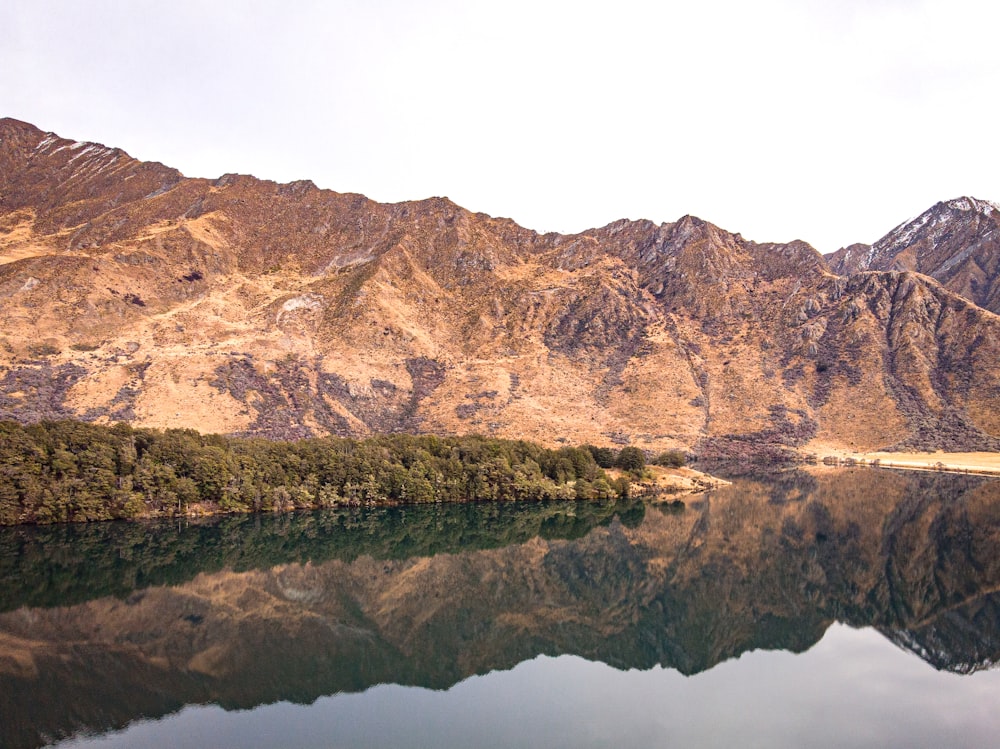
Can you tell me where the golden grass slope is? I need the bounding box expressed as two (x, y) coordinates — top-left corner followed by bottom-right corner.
(2, 117), (1000, 455)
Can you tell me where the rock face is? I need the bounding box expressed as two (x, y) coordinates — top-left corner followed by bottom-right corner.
(826, 197), (1000, 314)
(2, 117), (1000, 453)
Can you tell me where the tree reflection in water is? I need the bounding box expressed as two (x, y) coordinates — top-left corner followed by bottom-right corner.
(2, 468), (999, 748)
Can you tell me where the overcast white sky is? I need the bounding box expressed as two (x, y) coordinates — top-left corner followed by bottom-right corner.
(3, 0), (999, 252)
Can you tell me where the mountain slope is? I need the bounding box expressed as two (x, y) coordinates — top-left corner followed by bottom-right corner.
(826, 197), (1000, 314)
(2, 118), (1000, 453)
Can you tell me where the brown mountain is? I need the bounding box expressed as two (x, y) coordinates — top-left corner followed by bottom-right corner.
(2, 117), (1000, 453)
(826, 197), (1000, 314)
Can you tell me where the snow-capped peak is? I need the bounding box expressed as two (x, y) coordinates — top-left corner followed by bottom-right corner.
(870, 196), (999, 267)
(944, 196), (1000, 215)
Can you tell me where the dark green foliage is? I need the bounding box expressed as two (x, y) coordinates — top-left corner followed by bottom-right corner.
(615, 446), (646, 473)
(0, 420), (625, 525)
(653, 450), (686, 468)
(583, 444), (617, 469)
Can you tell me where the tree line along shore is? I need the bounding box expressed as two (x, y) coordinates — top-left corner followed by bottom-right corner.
(0, 420), (688, 526)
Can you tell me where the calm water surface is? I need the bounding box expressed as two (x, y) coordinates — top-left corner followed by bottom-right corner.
(2, 468), (1000, 748)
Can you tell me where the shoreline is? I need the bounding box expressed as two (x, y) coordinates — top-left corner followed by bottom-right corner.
(0, 464), (731, 528)
(605, 465), (731, 500)
(812, 450), (1000, 478)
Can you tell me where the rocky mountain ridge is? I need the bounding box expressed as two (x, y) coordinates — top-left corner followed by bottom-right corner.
(2, 117), (1000, 454)
(826, 197), (1000, 313)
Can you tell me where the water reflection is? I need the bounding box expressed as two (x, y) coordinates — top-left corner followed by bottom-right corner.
(52, 628), (1000, 749)
(2, 468), (1000, 748)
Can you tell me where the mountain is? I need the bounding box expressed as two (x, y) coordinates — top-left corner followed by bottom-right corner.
(826, 197), (1000, 314)
(2, 117), (1000, 454)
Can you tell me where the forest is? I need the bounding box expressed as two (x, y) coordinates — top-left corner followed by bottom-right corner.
(0, 420), (637, 525)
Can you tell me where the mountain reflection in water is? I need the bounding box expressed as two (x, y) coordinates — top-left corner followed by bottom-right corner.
(2, 468), (1000, 748)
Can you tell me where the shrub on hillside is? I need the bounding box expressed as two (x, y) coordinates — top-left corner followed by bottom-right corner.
(653, 450), (686, 468)
(615, 446), (646, 472)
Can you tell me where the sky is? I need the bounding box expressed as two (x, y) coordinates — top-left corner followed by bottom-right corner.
(2, 0), (999, 252)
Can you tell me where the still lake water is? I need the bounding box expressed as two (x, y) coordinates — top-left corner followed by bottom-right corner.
(2, 467), (1000, 748)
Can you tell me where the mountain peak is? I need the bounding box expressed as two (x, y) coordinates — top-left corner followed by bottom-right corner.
(0, 116), (46, 137)
(942, 196), (1000, 215)
(879, 197), (998, 255)
(824, 196), (1000, 314)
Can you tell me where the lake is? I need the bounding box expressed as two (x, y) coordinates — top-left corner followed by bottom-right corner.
(2, 467), (999, 748)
